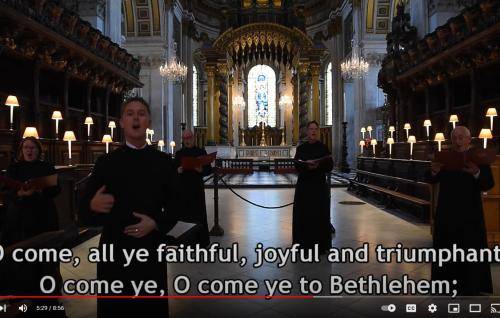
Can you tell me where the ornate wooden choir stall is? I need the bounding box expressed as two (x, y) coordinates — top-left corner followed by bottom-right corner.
(352, 0), (500, 246)
(0, 0), (141, 235)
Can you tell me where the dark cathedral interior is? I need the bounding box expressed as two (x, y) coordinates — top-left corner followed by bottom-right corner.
(0, 0), (499, 317)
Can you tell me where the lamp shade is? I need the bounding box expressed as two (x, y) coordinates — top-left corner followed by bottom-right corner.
(479, 129), (493, 139)
(387, 137), (394, 145)
(361, 127), (366, 133)
(404, 123), (411, 130)
(84, 117), (94, 125)
(449, 115), (459, 123)
(169, 141), (176, 147)
(158, 140), (165, 147)
(63, 131), (76, 141)
(22, 127), (39, 139)
(388, 126), (395, 132)
(434, 133), (445, 142)
(486, 108), (498, 117)
(108, 121), (116, 128)
(51, 111), (63, 120)
(359, 140), (365, 146)
(423, 119), (432, 127)
(370, 139), (377, 146)
(101, 134), (112, 143)
(367, 126), (373, 132)
(5, 95), (19, 107)
(150, 129), (154, 135)
(407, 135), (417, 143)
(146, 128), (151, 135)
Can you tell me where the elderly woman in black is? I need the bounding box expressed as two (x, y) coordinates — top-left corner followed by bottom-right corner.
(1, 137), (60, 246)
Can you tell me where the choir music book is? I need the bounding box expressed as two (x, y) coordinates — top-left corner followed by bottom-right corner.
(296, 155), (333, 165)
(0, 174), (57, 191)
(181, 152), (217, 170)
(433, 148), (497, 170)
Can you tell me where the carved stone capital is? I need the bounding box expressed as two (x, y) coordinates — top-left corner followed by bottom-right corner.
(205, 65), (216, 77)
(310, 64), (321, 77)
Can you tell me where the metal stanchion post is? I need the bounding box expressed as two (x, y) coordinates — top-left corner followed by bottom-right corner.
(210, 171), (224, 236)
(329, 172), (336, 234)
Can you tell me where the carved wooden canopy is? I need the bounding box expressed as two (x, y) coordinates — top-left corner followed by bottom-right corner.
(0, 0), (142, 93)
(211, 23), (317, 69)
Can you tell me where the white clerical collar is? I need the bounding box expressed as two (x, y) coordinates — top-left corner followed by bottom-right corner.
(125, 140), (147, 149)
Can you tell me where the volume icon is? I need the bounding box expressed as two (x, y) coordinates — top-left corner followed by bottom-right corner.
(18, 304), (27, 313)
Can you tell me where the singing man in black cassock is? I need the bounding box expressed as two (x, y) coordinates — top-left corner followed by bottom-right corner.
(293, 120), (333, 254)
(429, 126), (495, 295)
(81, 97), (177, 317)
(174, 129), (212, 247)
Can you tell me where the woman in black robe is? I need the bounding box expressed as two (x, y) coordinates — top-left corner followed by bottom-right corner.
(1, 137), (60, 246)
(429, 126), (495, 295)
(81, 97), (177, 317)
(0, 137), (66, 317)
(293, 121), (333, 253)
(174, 129), (212, 247)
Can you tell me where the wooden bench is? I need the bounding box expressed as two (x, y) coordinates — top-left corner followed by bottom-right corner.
(349, 169), (434, 221)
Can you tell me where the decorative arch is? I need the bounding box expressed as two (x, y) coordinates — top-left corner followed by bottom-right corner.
(122, 0), (162, 37)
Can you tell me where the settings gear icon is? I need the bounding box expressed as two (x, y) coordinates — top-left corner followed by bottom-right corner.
(428, 304), (438, 313)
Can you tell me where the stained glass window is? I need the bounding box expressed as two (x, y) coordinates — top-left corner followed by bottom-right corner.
(192, 65), (198, 126)
(248, 64), (276, 127)
(325, 62), (333, 126)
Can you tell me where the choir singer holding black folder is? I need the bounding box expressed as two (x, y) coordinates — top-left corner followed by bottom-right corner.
(429, 126), (495, 295)
(293, 120), (333, 254)
(174, 129), (213, 247)
(81, 97), (177, 317)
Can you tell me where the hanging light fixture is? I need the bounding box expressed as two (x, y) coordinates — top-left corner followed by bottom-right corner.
(159, 42), (188, 83)
(341, 37), (369, 80)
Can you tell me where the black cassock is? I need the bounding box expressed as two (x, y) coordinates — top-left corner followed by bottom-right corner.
(81, 145), (177, 317)
(1, 160), (60, 246)
(1, 160), (61, 295)
(0, 160), (66, 317)
(174, 146), (212, 247)
(293, 141), (333, 253)
(429, 162), (495, 295)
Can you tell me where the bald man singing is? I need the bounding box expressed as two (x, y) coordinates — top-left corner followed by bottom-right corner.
(430, 126), (495, 295)
(173, 130), (213, 247)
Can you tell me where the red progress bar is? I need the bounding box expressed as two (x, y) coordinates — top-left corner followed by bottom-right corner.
(0, 295), (313, 300)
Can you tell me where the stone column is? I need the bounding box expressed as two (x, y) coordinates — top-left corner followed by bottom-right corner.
(205, 65), (216, 145)
(217, 64), (229, 145)
(310, 64), (321, 123)
(428, 0), (470, 33)
(105, 0), (122, 45)
(291, 74), (299, 145)
(228, 76), (233, 145)
(298, 63), (310, 142)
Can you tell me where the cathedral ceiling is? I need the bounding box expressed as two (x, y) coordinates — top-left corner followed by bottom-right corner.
(122, 0), (162, 37)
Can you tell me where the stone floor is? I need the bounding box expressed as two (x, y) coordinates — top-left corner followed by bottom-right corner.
(206, 172), (348, 187)
(60, 188), (500, 318)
